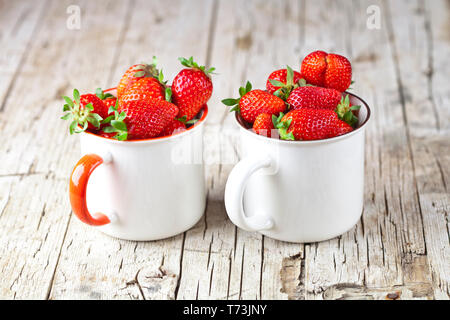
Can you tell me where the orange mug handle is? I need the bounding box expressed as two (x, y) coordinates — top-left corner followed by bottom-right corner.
(69, 153), (113, 226)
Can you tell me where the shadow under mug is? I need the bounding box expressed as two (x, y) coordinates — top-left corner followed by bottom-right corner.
(69, 88), (208, 241)
(224, 92), (371, 243)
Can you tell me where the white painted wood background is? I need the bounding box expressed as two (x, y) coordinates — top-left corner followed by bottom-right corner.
(0, 0), (448, 300)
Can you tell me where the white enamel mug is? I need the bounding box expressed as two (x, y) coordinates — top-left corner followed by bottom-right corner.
(69, 89), (207, 241)
(225, 93), (371, 243)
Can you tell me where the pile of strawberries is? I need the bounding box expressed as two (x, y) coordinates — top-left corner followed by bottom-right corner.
(62, 57), (214, 140)
(222, 50), (360, 141)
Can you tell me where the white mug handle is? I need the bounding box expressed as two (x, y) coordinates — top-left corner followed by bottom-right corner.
(224, 156), (275, 232)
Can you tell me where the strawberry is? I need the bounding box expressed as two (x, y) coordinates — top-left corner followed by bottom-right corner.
(287, 86), (341, 110)
(100, 100), (128, 140)
(222, 81), (286, 124)
(161, 118), (187, 137)
(266, 66), (303, 99)
(253, 113), (275, 137)
(301, 50), (352, 92)
(335, 94), (360, 127)
(171, 56), (214, 121)
(276, 108), (353, 141)
(61, 89), (105, 134)
(120, 77), (165, 104)
(103, 97), (118, 110)
(117, 57), (160, 99)
(118, 99), (179, 140)
(95, 88), (117, 112)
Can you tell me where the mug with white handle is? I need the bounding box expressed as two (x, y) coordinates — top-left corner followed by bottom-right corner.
(225, 92), (371, 243)
(69, 88), (207, 241)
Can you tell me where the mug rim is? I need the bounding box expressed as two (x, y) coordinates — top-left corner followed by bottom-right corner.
(81, 87), (208, 144)
(235, 91), (371, 145)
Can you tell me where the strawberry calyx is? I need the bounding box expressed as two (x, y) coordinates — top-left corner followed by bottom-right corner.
(101, 100), (128, 141)
(221, 81), (252, 113)
(95, 88), (115, 100)
(177, 115), (198, 125)
(273, 112), (295, 141)
(270, 66), (300, 100)
(61, 89), (103, 134)
(138, 57), (173, 103)
(178, 56), (216, 75)
(133, 56), (160, 79)
(297, 78), (314, 87)
(335, 94), (360, 127)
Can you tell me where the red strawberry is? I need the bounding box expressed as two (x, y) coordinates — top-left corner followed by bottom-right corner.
(98, 131), (117, 139)
(103, 97), (117, 110)
(171, 57), (214, 121)
(95, 88), (117, 112)
(117, 58), (160, 99)
(253, 113), (275, 137)
(61, 89), (105, 134)
(79, 94), (109, 119)
(325, 54), (353, 92)
(266, 66), (303, 97)
(119, 99), (179, 140)
(276, 108), (353, 141)
(301, 51), (352, 92)
(222, 82), (286, 124)
(287, 86), (341, 110)
(161, 118), (187, 137)
(335, 94), (360, 127)
(120, 77), (165, 104)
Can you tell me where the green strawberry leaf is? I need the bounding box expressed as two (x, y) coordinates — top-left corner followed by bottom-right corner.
(63, 96), (74, 108)
(230, 105), (240, 113)
(61, 113), (72, 120)
(178, 56), (215, 75)
(245, 81), (252, 93)
(273, 89), (284, 99)
(115, 132), (128, 141)
(177, 115), (188, 123)
(238, 86), (246, 97)
(186, 119), (198, 125)
(69, 120), (77, 135)
(222, 98), (238, 106)
(95, 88), (114, 100)
(87, 115), (100, 129)
(84, 103), (94, 111)
(134, 70), (145, 77)
(101, 115), (114, 124)
(111, 120), (127, 131)
(102, 126), (116, 133)
(286, 65), (294, 86)
(269, 79), (286, 87)
(165, 87), (172, 102)
(73, 89), (80, 104)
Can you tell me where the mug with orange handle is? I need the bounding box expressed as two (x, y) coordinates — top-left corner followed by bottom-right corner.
(68, 89), (208, 241)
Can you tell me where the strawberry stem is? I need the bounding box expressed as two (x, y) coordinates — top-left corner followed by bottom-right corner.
(178, 56), (216, 75)
(61, 89), (103, 134)
(335, 94), (360, 127)
(101, 100), (128, 141)
(221, 81), (252, 113)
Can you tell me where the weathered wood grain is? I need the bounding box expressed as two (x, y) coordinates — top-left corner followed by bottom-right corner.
(49, 0), (216, 299)
(0, 0), (448, 300)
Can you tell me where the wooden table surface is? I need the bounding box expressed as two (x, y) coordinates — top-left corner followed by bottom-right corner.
(0, 0), (448, 300)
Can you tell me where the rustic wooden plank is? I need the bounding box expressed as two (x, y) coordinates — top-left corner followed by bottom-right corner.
(0, 0), (131, 299)
(49, 0), (216, 300)
(177, 0), (305, 300)
(301, 0), (438, 299)
(0, 0), (447, 300)
(385, 0), (450, 299)
(0, 0), (48, 113)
